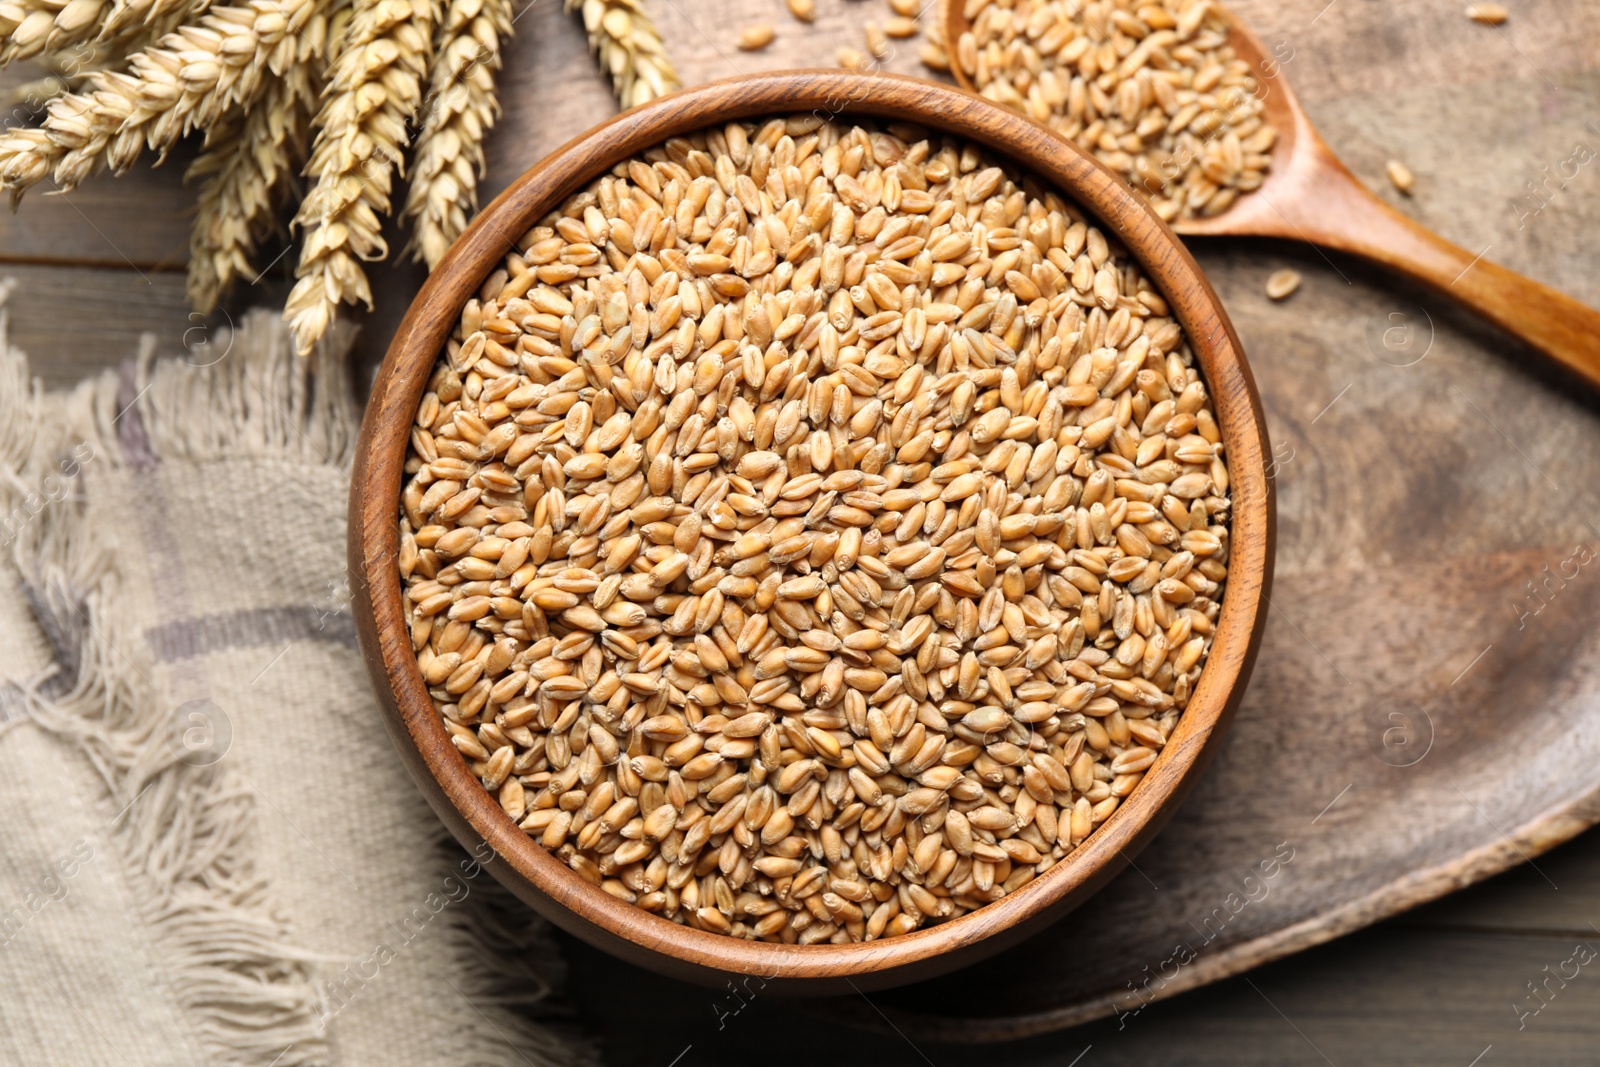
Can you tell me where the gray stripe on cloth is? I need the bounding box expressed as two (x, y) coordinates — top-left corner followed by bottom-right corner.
(0, 672), (72, 725)
(119, 357), (211, 706)
(19, 577), (83, 686)
(117, 358), (157, 470)
(144, 607), (357, 663)
(0, 683), (25, 724)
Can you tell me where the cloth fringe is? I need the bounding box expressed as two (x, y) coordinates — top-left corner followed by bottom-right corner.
(439, 829), (599, 1067)
(0, 287), (595, 1067)
(0, 294), (334, 1067)
(79, 311), (361, 472)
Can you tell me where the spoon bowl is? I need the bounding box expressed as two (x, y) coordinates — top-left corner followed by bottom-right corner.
(942, 0), (1600, 386)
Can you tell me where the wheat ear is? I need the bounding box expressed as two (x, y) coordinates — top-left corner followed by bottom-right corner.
(567, 0), (677, 110)
(283, 0), (434, 354)
(186, 67), (314, 314)
(0, 0), (212, 65)
(0, 0), (319, 201)
(401, 0), (511, 269)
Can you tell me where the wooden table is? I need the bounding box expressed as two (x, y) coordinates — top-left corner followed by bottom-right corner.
(4, 0), (1599, 1061)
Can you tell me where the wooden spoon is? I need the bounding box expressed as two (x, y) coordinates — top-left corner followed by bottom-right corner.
(944, 0), (1600, 387)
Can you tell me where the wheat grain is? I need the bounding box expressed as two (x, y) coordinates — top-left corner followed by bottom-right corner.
(903, 3), (952, 77)
(402, 0), (513, 269)
(1265, 269), (1300, 301)
(737, 24), (774, 51)
(863, 19), (888, 58)
(1385, 159), (1414, 195)
(1466, 3), (1507, 24)
(568, 0), (678, 110)
(285, 0), (434, 355)
(785, 0), (813, 23)
(956, 0), (1277, 222)
(398, 117), (1233, 942)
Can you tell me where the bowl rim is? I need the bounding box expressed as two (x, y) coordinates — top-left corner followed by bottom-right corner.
(350, 69), (1273, 983)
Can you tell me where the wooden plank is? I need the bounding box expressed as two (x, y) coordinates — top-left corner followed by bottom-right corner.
(0, 65), (196, 270)
(562, 924), (1600, 1065)
(0, 264), (279, 387)
(0, 166), (195, 272)
(1226, 0), (1600, 103)
(1405, 830), (1600, 937)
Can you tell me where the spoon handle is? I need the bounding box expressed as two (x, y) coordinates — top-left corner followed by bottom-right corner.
(1281, 173), (1600, 388)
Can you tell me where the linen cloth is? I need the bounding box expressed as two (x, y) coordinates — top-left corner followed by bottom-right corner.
(0, 288), (596, 1067)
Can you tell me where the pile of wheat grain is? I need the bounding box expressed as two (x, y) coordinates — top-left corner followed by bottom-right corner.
(953, 0), (1275, 221)
(398, 115), (1232, 942)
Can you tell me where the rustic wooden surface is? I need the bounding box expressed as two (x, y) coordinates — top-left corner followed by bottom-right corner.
(5, 0), (1600, 1061)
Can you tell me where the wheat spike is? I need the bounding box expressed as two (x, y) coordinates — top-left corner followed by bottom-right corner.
(98, 0), (213, 41)
(568, 0), (677, 110)
(0, 0), (212, 65)
(0, 0), (107, 64)
(0, 0), (321, 201)
(186, 68), (313, 314)
(401, 0), (511, 269)
(284, 0), (434, 354)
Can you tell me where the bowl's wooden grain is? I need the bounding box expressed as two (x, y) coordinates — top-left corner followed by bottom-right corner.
(348, 70), (1274, 992)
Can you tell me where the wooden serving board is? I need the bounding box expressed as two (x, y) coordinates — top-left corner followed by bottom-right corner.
(456, 0), (1600, 1039)
(6, 0), (1599, 1044)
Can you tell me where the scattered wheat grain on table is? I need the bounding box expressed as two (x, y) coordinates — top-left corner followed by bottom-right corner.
(1386, 159), (1415, 196)
(738, 24), (777, 51)
(1465, 3), (1508, 25)
(1265, 269), (1300, 301)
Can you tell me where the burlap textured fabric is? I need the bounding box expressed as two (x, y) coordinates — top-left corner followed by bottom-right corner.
(0, 289), (595, 1067)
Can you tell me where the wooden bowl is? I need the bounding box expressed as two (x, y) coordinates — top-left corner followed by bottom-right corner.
(349, 70), (1274, 993)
